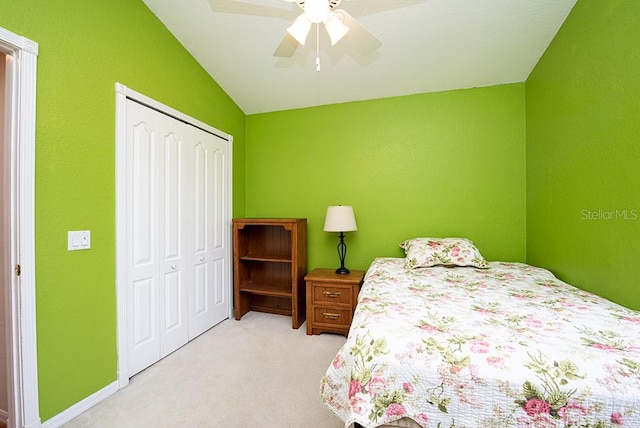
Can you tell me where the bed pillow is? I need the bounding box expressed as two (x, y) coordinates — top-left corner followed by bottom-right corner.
(400, 237), (489, 269)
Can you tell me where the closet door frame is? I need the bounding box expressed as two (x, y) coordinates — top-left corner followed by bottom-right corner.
(114, 83), (233, 388)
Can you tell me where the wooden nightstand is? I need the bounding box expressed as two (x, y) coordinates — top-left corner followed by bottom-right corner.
(305, 268), (365, 336)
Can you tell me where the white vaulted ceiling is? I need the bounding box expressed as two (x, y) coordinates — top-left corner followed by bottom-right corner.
(142, 0), (577, 114)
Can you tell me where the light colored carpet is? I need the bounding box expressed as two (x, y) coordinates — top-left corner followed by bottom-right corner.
(64, 312), (347, 427)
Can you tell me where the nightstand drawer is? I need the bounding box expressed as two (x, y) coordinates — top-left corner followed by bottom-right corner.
(311, 283), (353, 306)
(312, 307), (352, 327)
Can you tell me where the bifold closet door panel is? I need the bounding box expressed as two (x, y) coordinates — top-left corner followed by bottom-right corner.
(126, 100), (163, 376)
(158, 114), (191, 359)
(188, 126), (229, 339)
(126, 102), (190, 375)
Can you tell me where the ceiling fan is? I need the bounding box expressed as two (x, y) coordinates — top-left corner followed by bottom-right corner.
(273, 0), (382, 60)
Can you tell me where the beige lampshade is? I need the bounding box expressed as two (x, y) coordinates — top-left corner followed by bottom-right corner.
(323, 206), (357, 232)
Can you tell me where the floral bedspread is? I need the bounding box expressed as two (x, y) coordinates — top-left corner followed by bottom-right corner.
(320, 258), (640, 428)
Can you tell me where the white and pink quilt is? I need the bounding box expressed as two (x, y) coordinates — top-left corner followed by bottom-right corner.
(321, 258), (640, 428)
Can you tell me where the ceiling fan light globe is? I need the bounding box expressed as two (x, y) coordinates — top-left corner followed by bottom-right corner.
(287, 14), (312, 45)
(305, 0), (331, 23)
(324, 13), (349, 45)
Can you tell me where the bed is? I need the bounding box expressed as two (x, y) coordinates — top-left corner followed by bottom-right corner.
(320, 238), (640, 428)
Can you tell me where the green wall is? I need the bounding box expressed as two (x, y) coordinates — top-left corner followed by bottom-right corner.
(246, 84), (526, 272)
(526, 0), (640, 310)
(3, 0), (246, 420)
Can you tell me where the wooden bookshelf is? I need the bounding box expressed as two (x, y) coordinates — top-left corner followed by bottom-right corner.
(232, 218), (307, 329)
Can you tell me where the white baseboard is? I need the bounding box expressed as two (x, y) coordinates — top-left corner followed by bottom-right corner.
(41, 381), (119, 428)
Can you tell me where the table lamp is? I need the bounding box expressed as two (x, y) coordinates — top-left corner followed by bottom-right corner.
(323, 205), (357, 274)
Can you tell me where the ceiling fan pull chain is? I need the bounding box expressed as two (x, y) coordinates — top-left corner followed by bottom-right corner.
(316, 23), (321, 72)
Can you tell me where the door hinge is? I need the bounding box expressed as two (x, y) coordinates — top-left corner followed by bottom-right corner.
(15, 264), (21, 276)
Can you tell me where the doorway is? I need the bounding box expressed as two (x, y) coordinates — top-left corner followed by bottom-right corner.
(1, 26), (40, 428)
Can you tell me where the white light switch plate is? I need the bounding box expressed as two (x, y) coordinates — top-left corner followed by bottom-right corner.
(68, 230), (91, 251)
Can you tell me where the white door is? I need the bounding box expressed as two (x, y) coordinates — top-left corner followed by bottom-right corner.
(125, 98), (229, 377)
(157, 113), (191, 359)
(126, 101), (167, 375)
(189, 130), (229, 338)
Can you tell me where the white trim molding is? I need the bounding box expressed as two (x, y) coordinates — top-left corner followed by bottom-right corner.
(1, 26), (41, 428)
(40, 381), (118, 428)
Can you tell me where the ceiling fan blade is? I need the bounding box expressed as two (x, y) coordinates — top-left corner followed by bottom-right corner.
(285, 0), (305, 11)
(273, 33), (300, 57)
(334, 9), (382, 55)
(207, 0), (292, 19)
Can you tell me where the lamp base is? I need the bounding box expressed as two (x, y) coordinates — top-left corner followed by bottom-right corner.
(335, 266), (350, 275)
(334, 231), (350, 275)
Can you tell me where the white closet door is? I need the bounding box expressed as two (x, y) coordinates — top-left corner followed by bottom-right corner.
(188, 129), (229, 338)
(125, 98), (230, 377)
(158, 117), (190, 359)
(126, 101), (162, 376)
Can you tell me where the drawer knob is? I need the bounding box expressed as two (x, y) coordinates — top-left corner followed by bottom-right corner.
(323, 312), (340, 320)
(323, 291), (341, 298)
